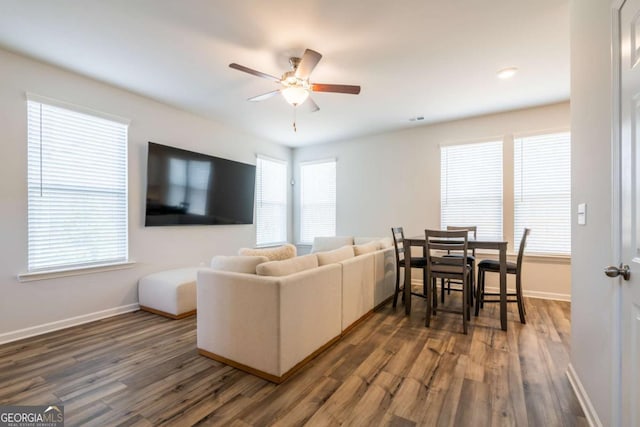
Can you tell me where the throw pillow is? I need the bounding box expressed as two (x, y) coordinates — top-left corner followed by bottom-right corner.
(310, 236), (354, 253)
(353, 241), (378, 256)
(238, 243), (297, 261)
(316, 245), (355, 266)
(256, 254), (319, 277)
(210, 255), (268, 274)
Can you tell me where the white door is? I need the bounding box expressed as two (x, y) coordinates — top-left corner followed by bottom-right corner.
(618, 1), (640, 425)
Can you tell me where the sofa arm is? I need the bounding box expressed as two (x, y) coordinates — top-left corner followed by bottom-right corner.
(373, 247), (397, 307)
(278, 264), (342, 374)
(197, 269), (281, 376)
(339, 253), (375, 330)
(196, 264), (343, 378)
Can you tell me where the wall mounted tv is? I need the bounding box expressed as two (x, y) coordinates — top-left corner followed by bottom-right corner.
(145, 142), (256, 226)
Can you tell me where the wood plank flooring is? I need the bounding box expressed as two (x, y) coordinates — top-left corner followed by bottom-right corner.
(0, 295), (586, 426)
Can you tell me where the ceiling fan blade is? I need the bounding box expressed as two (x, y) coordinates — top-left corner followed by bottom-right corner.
(229, 63), (281, 83)
(247, 90), (281, 102)
(311, 83), (361, 95)
(295, 49), (322, 79)
(307, 97), (320, 112)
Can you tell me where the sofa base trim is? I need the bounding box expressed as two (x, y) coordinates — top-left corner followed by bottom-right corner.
(341, 309), (374, 336)
(373, 295), (393, 311)
(198, 334), (341, 384)
(140, 306), (196, 319)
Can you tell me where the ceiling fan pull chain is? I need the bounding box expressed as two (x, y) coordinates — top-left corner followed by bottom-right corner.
(293, 107), (297, 132)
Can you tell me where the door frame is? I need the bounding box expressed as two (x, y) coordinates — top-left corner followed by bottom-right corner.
(610, 0), (624, 425)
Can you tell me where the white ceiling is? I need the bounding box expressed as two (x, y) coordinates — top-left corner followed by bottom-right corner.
(0, 0), (569, 147)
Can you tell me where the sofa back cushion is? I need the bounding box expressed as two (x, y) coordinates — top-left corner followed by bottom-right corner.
(211, 255), (268, 274)
(316, 245), (355, 266)
(238, 243), (297, 261)
(256, 254), (319, 277)
(311, 236), (354, 253)
(378, 237), (394, 249)
(353, 241), (379, 256)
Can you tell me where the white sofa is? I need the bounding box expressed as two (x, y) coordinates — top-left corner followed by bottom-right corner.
(196, 237), (396, 383)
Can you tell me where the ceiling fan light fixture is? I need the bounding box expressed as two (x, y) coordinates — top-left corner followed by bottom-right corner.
(282, 86), (309, 106)
(497, 67), (518, 79)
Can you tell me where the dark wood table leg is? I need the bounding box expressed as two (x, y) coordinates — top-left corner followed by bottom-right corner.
(500, 244), (507, 331)
(404, 243), (412, 315)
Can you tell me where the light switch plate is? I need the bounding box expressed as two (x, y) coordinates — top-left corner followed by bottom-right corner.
(578, 203), (586, 225)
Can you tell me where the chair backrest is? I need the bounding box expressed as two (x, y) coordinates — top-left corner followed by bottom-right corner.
(446, 225), (477, 256)
(424, 229), (468, 278)
(391, 227), (406, 266)
(516, 228), (531, 274)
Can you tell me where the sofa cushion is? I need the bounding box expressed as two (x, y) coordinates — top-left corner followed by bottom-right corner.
(211, 255), (268, 274)
(353, 241), (379, 256)
(311, 236), (354, 253)
(378, 237), (394, 249)
(353, 237), (381, 246)
(238, 243), (297, 261)
(256, 254), (319, 277)
(316, 245), (355, 266)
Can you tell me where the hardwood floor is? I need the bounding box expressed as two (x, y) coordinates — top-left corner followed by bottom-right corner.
(0, 296), (585, 426)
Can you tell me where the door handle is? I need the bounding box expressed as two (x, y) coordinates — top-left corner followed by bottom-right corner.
(604, 264), (631, 280)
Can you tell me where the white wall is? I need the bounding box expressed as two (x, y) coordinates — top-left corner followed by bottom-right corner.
(569, 0), (616, 425)
(0, 48), (292, 340)
(293, 102), (571, 300)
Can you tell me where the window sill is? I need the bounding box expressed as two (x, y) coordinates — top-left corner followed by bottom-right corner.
(18, 261), (137, 283)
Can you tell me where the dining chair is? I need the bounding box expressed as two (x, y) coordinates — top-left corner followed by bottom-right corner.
(441, 225), (477, 306)
(424, 229), (472, 334)
(475, 228), (531, 323)
(391, 227), (427, 308)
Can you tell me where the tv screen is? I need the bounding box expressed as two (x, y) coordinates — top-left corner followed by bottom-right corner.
(145, 142), (256, 226)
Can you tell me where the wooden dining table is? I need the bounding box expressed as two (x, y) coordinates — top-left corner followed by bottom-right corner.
(403, 236), (509, 331)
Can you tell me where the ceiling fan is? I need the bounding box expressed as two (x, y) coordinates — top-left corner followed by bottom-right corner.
(229, 48), (361, 113)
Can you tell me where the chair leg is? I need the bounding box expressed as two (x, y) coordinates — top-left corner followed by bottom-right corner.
(462, 274), (468, 334)
(425, 274), (432, 327)
(432, 277), (438, 315)
(440, 278), (445, 303)
(516, 273), (526, 324)
(469, 261), (475, 307)
(392, 265), (401, 308)
(447, 278), (451, 295)
(475, 268), (483, 316)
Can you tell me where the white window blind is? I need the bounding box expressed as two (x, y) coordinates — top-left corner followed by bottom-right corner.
(27, 99), (128, 272)
(514, 132), (571, 255)
(441, 141), (503, 241)
(300, 160), (336, 244)
(255, 156), (287, 246)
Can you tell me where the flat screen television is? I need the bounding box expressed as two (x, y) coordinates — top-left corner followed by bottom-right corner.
(145, 142), (256, 226)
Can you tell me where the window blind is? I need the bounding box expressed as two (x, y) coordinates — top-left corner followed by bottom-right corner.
(441, 141), (503, 241)
(514, 132), (571, 255)
(27, 99), (128, 271)
(300, 160), (336, 244)
(255, 156), (287, 246)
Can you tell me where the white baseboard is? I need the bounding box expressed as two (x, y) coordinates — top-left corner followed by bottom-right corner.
(0, 303), (140, 345)
(483, 286), (571, 302)
(567, 363), (602, 427)
(411, 280), (570, 302)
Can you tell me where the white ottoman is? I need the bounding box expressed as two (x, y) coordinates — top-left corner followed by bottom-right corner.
(139, 268), (198, 319)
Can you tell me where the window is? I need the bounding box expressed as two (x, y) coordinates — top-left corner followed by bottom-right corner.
(27, 97), (128, 271)
(441, 141), (503, 240)
(255, 155), (287, 246)
(515, 132), (571, 254)
(300, 159), (336, 244)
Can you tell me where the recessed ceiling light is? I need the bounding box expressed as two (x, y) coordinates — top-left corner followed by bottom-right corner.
(497, 67), (518, 79)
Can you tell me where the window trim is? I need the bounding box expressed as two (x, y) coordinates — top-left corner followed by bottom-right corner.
(255, 154), (288, 247)
(298, 158), (337, 245)
(513, 130), (572, 256)
(24, 94), (130, 274)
